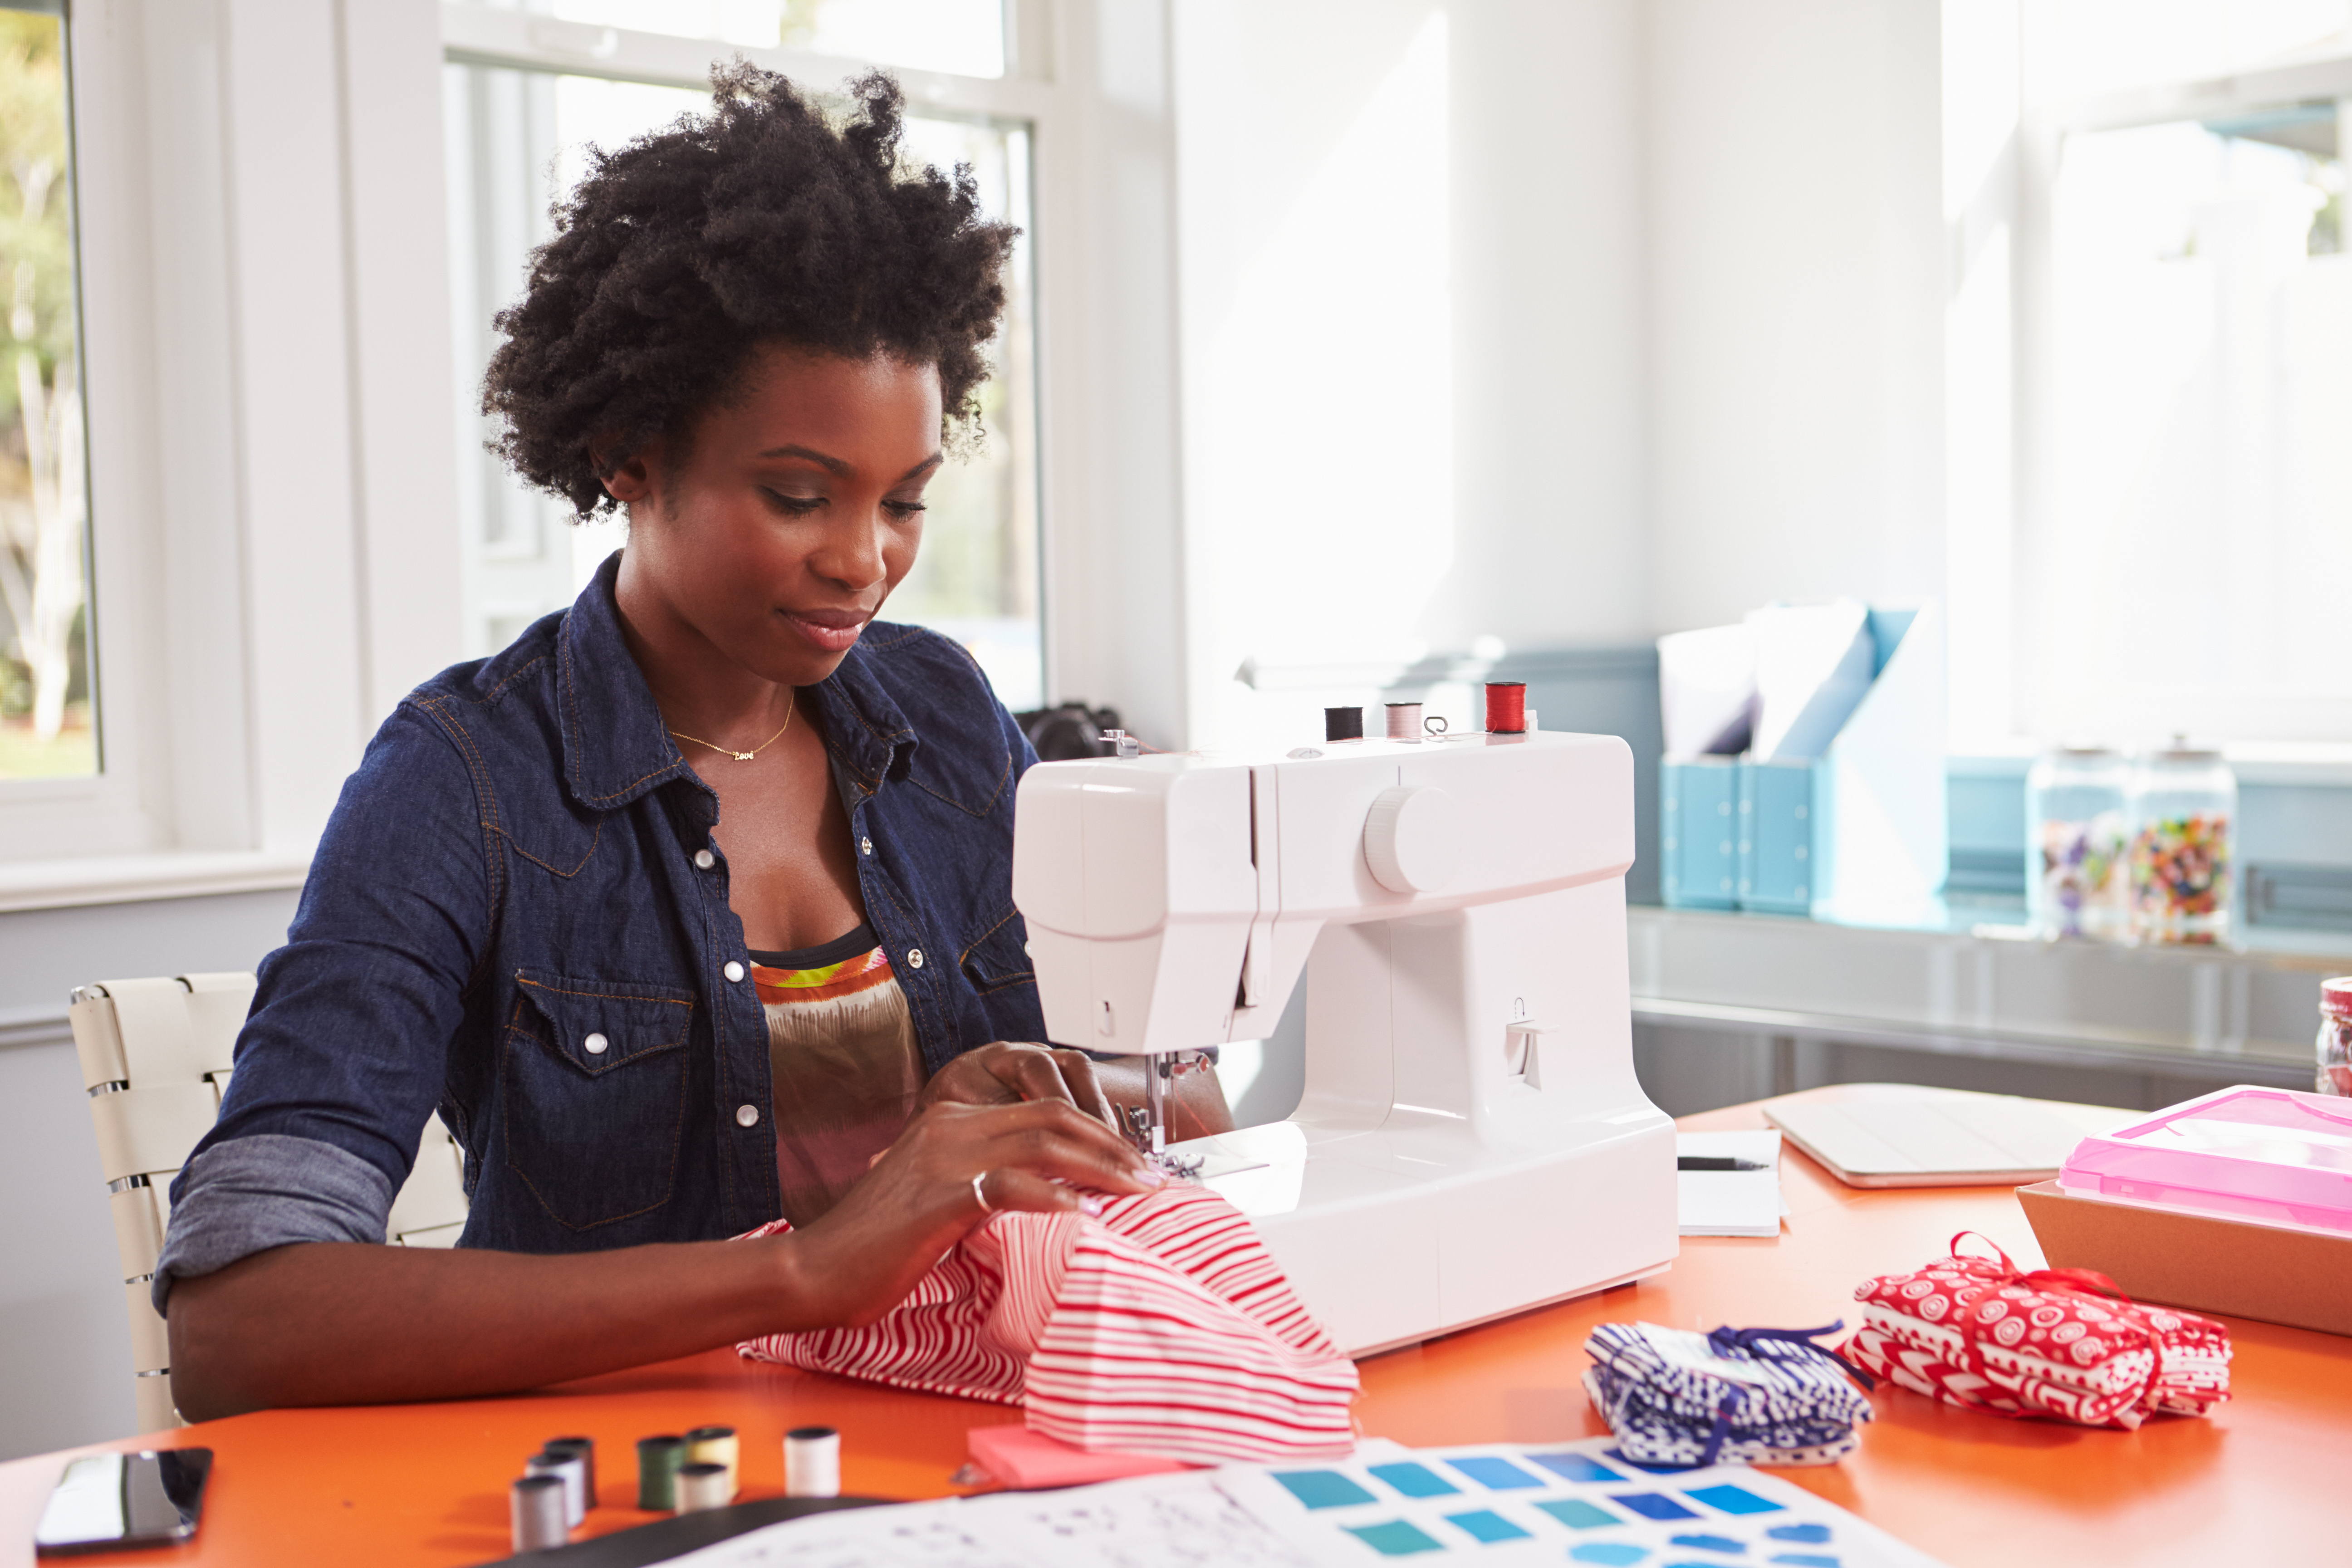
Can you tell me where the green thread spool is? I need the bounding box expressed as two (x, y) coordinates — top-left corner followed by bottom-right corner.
(635, 1435), (686, 1512)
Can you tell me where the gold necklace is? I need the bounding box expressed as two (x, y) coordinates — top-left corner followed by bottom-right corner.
(669, 700), (793, 762)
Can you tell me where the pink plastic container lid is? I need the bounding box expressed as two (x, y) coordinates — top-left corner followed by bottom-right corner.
(2058, 1085), (2352, 1236)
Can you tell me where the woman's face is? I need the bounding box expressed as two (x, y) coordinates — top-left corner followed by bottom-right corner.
(607, 345), (944, 688)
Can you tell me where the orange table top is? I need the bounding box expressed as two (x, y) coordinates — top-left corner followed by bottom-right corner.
(5, 1088), (2347, 1568)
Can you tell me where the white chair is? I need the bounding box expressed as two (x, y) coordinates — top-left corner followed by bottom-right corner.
(67, 974), (470, 1432)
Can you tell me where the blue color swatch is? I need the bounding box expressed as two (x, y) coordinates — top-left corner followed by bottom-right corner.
(1344, 1520), (1446, 1556)
(1769, 1556), (1838, 1567)
(1768, 1525), (1833, 1544)
(1368, 1462), (1460, 1499)
(1446, 1456), (1547, 1490)
(1445, 1509), (1533, 1544)
(1273, 1470), (1377, 1509)
(1529, 1451), (1629, 1485)
(1611, 1492), (1702, 1521)
(1536, 1498), (1624, 1530)
(1670, 1534), (1749, 1554)
(1569, 1546), (1651, 1567)
(1685, 1485), (1784, 1516)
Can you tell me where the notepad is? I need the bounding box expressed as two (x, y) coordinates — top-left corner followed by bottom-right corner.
(1676, 1131), (1784, 1237)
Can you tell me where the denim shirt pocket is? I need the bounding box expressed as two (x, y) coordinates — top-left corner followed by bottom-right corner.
(958, 907), (1034, 997)
(503, 970), (695, 1230)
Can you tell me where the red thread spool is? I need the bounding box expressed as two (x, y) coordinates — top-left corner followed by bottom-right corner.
(1485, 681), (1527, 734)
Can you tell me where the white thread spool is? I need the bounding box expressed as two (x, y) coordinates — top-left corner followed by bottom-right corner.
(510, 1475), (568, 1552)
(674, 1461), (732, 1514)
(1384, 702), (1422, 740)
(525, 1450), (586, 1527)
(785, 1426), (841, 1498)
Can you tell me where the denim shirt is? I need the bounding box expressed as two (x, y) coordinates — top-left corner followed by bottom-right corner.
(157, 554), (1044, 1302)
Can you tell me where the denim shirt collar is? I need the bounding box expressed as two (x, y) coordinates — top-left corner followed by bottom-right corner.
(556, 551), (918, 813)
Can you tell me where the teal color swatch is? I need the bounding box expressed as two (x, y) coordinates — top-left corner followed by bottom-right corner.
(1273, 1470), (1377, 1509)
(1445, 1509), (1531, 1544)
(1670, 1534), (1749, 1554)
(1535, 1498), (1623, 1530)
(1768, 1525), (1832, 1544)
(1529, 1451), (1628, 1485)
(1686, 1485), (1783, 1516)
(1343, 1520), (1446, 1556)
(1768, 1556), (1838, 1567)
(1612, 1493), (1700, 1521)
(1568, 1546), (1651, 1566)
(1446, 1456), (1546, 1490)
(1368, 1462), (1460, 1499)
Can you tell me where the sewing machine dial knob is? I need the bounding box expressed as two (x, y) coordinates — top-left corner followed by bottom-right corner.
(1362, 784), (1464, 894)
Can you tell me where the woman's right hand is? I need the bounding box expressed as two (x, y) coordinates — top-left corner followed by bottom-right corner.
(779, 1097), (1161, 1328)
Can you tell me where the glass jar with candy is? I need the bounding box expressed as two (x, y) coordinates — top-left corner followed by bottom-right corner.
(2126, 740), (2236, 946)
(2319, 978), (2352, 1098)
(2026, 745), (2130, 941)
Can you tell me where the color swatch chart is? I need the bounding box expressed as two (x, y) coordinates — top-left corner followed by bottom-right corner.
(1218, 1439), (1947, 1568)
(649, 1438), (1946, 1568)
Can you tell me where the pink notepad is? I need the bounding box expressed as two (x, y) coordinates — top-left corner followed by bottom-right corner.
(2058, 1086), (2352, 1235)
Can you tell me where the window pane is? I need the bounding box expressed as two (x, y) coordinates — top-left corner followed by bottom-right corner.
(547, 0), (1006, 79)
(0, 6), (93, 780)
(2043, 108), (2352, 738)
(442, 62), (1042, 708)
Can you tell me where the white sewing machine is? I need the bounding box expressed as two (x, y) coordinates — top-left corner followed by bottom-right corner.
(1011, 727), (1677, 1356)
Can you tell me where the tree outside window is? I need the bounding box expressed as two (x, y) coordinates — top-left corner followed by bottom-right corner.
(0, 7), (90, 780)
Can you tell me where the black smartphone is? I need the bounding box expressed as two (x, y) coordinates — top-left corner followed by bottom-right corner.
(32, 1448), (212, 1557)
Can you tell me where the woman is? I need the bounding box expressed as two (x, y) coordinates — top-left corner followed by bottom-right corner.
(162, 67), (1230, 1421)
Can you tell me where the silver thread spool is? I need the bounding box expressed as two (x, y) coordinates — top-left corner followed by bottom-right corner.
(526, 1450), (586, 1527)
(674, 1461), (732, 1515)
(543, 1436), (595, 1509)
(784, 1426), (841, 1499)
(510, 1474), (568, 1553)
(1385, 702), (1423, 740)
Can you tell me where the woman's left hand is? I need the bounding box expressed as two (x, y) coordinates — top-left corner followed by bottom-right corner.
(915, 1040), (1121, 1131)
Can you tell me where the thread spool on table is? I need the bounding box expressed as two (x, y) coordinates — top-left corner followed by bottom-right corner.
(684, 1426), (738, 1501)
(510, 1475), (568, 1553)
(525, 1449), (586, 1527)
(785, 1426), (841, 1499)
(543, 1436), (595, 1508)
(674, 1461), (732, 1515)
(636, 1435), (686, 1512)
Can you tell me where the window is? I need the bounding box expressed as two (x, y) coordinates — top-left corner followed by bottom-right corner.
(440, 3), (1044, 708)
(0, 3), (91, 780)
(1960, 0), (2352, 747)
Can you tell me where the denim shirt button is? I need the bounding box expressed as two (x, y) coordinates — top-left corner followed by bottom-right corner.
(584, 1032), (609, 1055)
(906, 948), (925, 970)
(859, 836), (872, 856)
(694, 848), (716, 870)
(724, 960), (746, 982)
(735, 1103), (760, 1128)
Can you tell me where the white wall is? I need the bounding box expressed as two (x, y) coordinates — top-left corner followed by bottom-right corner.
(1172, 0), (1652, 751)
(1644, 0), (1947, 637)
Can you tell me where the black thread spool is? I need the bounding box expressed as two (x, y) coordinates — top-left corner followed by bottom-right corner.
(1324, 706), (1364, 742)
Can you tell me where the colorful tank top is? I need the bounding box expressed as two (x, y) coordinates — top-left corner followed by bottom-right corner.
(750, 923), (926, 1227)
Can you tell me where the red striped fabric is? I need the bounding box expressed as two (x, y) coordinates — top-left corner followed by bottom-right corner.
(734, 1183), (1360, 1463)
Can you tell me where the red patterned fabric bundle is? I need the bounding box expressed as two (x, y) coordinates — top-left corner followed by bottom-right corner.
(1843, 1232), (2230, 1431)
(734, 1182), (1360, 1463)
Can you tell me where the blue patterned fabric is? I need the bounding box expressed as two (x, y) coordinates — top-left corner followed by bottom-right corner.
(1582, 1321), (1874, 1468)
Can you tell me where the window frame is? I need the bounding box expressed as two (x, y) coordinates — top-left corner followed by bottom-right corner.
(1999, 29), (2352, 752)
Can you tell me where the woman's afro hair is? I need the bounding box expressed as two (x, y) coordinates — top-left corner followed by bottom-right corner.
(482, 64), (1018, 519)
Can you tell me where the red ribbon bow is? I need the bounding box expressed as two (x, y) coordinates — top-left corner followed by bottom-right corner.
(1937, 1231), (2163, 1421)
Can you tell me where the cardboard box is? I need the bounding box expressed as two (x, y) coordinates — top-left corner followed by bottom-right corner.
(2016, 1179), (2352, 1338)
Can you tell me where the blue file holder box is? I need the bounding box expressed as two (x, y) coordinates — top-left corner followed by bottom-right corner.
(1657, 604), (1948, 921)
(1660, 757), (1740, 909)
